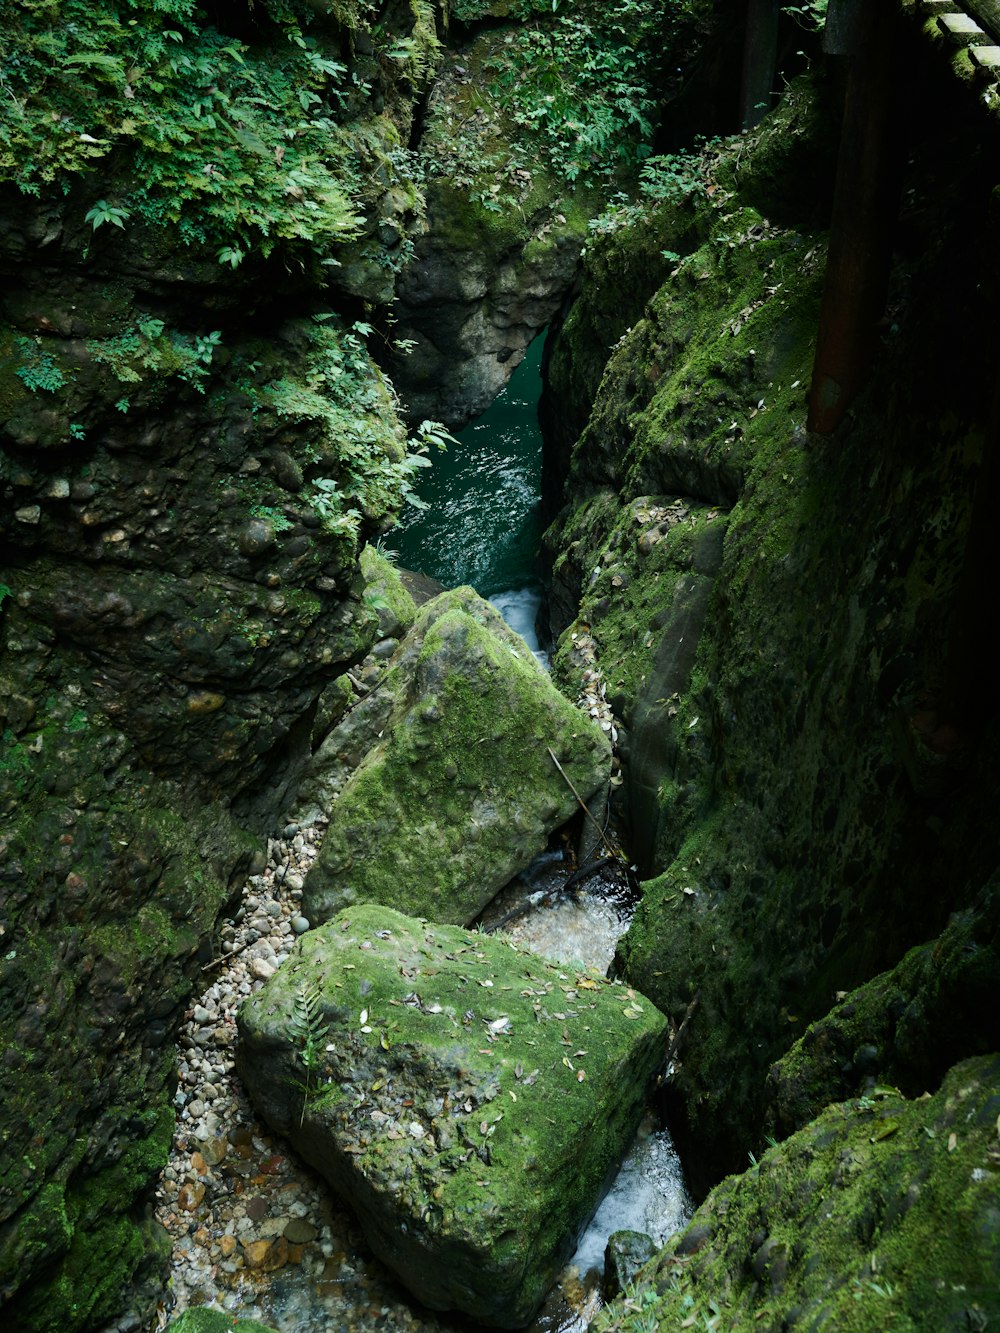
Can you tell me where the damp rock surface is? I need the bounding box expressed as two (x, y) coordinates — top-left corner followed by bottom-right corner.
(300, 587), (611, 927)
(593, 1055), (1000, 1333)
(236, 904), (668, 1327)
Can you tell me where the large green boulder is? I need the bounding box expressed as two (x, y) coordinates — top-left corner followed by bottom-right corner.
(300, 587), (611, 926)
(593, 1055), (1000, 1332)
(236, 904), (668, 1327)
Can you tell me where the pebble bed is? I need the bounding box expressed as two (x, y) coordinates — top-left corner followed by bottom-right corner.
(112, 822), (687, 1333)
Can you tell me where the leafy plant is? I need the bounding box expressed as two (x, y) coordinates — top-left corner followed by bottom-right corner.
(249, 505), (294, 533)
(588, 135), (730, 238)
(478, 0), (675, 185)
(84, 199), (131, 231)
(14, 337), (67, 393)
(1, 0), (367, 263)
(87, 320), (221, 394)
(782, 0), (828, 31)
(289, 982), (328, 1125)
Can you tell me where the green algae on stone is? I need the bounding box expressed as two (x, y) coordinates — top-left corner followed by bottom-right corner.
(166, 1311), (279, 1333)
(302, 587), (611, 926)
(360, 542), (417, 640)
(593, 1056), (1000, 1333)
(236, 904), (668, 1327)
(766, 880), (1000, 1137)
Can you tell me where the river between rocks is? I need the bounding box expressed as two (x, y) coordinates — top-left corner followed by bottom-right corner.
(140, 342), (692, 1333)
(393, 337), (548, 660)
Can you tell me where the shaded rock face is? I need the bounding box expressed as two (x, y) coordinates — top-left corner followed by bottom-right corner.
(542, 51), (1000, 1189)
(300, 586), (611, 925)
(384, 29), (593, 429)
(593, 1055), (1000, 1332)
(388, 175), (585, 427)
(766, 880), (1000, 1138)
(0, 259), (382, 1324)
(0, 17), (426, 1324)
(236, 904), (668, 1327)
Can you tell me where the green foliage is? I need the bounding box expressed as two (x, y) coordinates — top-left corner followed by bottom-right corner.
(289, 982), (328, 1123)
(0, 0), (364, 261)
(373, 0), (441, 86)
(247, 317), (447, 535)
(249, 505), (294, 533)
(588, 136), (730, 237)
(84, 200), (130, 231)
(14, 337), (67, 393)
(782, 0), (827, 31)
(87, 319), (221, 394)
(481, 0), (669, 184)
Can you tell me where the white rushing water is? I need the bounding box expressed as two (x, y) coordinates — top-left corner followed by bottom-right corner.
(489, 584), (548, 665)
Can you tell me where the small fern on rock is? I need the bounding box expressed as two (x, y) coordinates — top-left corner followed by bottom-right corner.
(289, 982), (328, 1124)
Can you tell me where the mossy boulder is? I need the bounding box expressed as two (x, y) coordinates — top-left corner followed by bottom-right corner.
(360, 542), (418, 640)
(166, 1311), (279, 1333)
(236, 903), (668, 1326)
(301, 587), (611, 925)
(593, 1056), (1000, 1332)
(766, 881), (1000, 1136)
(543, 59), (1000, 1193)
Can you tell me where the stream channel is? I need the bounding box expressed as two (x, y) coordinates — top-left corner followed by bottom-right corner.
(151, 340), (691, 1333)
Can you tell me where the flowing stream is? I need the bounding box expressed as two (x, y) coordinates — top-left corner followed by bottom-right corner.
(393, 337), (548, 657)
(148, 341), (691, 1333)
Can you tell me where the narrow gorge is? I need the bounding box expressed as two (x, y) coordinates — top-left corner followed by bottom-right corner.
(1, 2), (998, 1332)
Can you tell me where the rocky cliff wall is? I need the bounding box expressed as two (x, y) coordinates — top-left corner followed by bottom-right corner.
(0, 2), (444, 1326)
(543, 41), (1000, 1194)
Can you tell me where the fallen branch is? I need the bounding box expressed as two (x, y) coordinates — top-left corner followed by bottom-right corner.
(201, 937), (253, 972)
(546, 746), (618, 859)
(660, 992), (700, 1081)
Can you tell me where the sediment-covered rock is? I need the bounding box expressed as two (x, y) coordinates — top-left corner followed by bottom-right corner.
(300, 586), (611, 925)
(236, 903), (668, 1326)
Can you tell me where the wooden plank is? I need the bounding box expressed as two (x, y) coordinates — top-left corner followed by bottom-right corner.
(966, 0), (1000, 40)
(808, 5), (900, 434)
(968, 42), (1000, 67)
(938, 12), (989, 42)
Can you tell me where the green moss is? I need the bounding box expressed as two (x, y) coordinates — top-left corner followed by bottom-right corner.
(767, 881), (1000, 1136)
(238, 904), (668, 1325)
(594, 1056), (1000, 1332)
(3, 1097), (175, 1333)
(304, 589), (610, 925)
(546, 63), (999, 1189)
(360, 542), (417, 638)
(167, 1312), (280, 1333)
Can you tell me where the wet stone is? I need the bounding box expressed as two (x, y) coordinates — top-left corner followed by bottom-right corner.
(283, 1217), (319, 1244)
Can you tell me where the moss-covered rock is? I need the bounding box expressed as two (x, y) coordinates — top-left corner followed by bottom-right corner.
(387, 0), (717, 425)
(543, 51), (1000, 1190)
(301, 586), (610, 924)
(166, 1311), (279, 1333)
(360, 542), (418, 640)
(766, 881), (1000, 1137)
(0, 3), (448, 1323)
(236, 903), (668, 1326)
(594, 1056), (1000, 1332)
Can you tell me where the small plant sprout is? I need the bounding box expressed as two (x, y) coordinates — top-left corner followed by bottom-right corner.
(85, 200), (131, 230)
